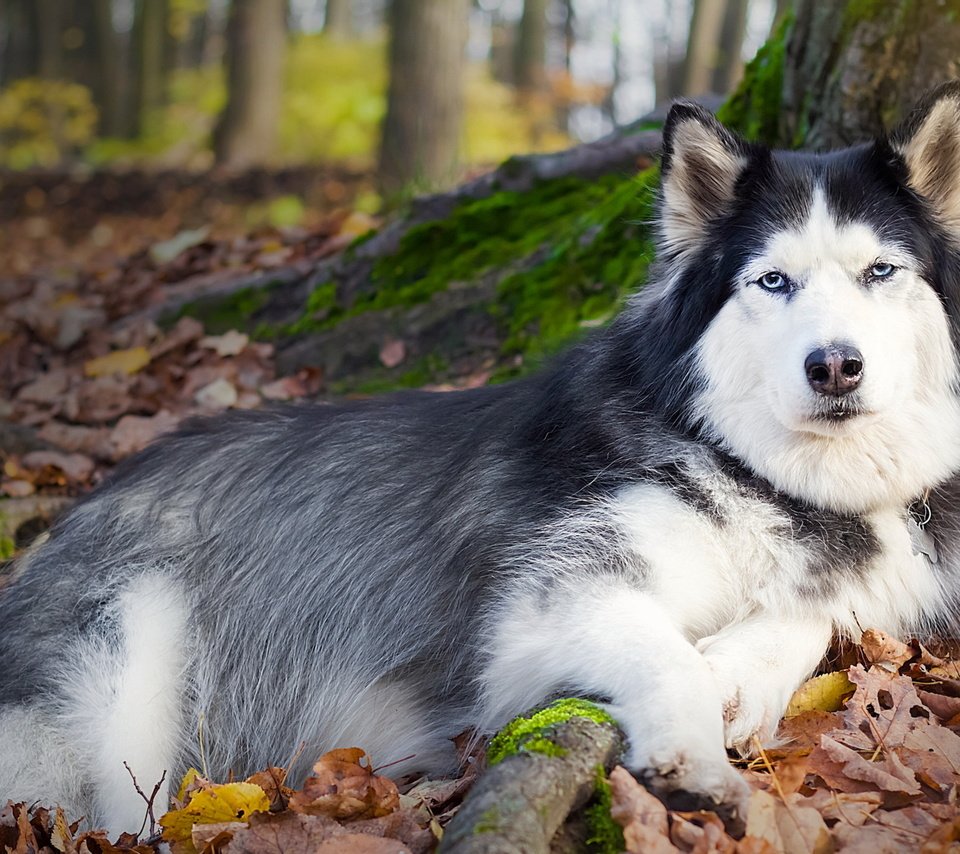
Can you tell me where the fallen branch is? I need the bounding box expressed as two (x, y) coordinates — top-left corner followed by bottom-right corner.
(440, 714), (623, 854)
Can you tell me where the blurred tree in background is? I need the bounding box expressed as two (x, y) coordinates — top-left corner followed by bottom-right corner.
(377, 0), (468, 194)
(0, 0), (770, 185)
(213, 0), (287, 168)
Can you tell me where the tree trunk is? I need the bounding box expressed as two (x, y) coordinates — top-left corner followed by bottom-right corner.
(91, 0), (123, 136)
(324, 0), (353, 38)
(680, 0), (728, 96)
(128, 0), (169, 137)
(514, 0), (549, 92)
(213, 0), (287, 169)
(377, 0), (468, 195)
(35, 0), (64, 80)
(711, 0), (748, 95)
(782, 0), (960, 150)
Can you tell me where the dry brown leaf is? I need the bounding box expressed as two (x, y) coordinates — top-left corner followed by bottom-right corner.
(743, 790), (832, 854)
(861, 629), (915, 669)
(108, 410), (180, 460)
(801, 789), (882, 826)
(670, 811), (736, 853)
(379, 339), (406, 369)
(833, 665), (930, 751)
(245, 767), (292, 813)
(833, 805), (941, 853)
(288, 748), (400, 821)
(898, 725), (960, 795)
(222, 811), (413, 854)
(809, 734), (922, 796)
(775, 710), (843, 755)
(200, 331), (249, 358)
(20, 450), (95, 483)
(608, 765), (679, 854)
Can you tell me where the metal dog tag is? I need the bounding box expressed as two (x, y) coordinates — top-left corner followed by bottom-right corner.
(908, 516), (939, 564)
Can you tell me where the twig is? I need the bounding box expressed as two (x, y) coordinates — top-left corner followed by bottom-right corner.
(123, 762), (167, 839)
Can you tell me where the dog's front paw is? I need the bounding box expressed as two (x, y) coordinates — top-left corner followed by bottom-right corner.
(611, 703), (750, 833)
(632, 748), (750, 835)
(700, 647), (793, 755)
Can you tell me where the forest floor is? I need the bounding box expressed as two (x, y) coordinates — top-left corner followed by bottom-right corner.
(3, 169), (960, 853)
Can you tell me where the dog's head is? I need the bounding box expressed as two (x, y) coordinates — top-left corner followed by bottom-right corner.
(655, 84), (960, 513)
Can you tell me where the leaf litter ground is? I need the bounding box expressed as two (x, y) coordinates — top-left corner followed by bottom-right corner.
(4, 182), (960, 852)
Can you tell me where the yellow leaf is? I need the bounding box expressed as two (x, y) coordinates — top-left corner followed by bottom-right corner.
(83, 346), (151, 378)
(337, 211), (378, 238)
(160, 782), (270, 854)
(785, 671), (854, 717)
(176, 767), (202, 802)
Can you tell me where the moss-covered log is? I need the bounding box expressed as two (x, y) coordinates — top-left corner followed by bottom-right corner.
(440, 700), (624, 854)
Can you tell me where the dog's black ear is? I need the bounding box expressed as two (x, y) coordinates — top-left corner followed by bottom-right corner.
(659, 102), (750, 258)
(890, 81), (960, 237)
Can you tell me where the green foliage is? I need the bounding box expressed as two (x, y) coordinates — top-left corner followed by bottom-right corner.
(585, 767), (626, 854)
(288, 169), (657, 373)
(716, 11), (793, 146)
(486, 698), (617, 766)
(0, 79), (98, 169)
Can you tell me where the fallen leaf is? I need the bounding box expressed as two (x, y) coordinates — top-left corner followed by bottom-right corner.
(159, 782), (271, 854)
(195, 377), (238, 409)
(108, 410), (179, 460)
(150, 227), (211, 265)
(861, 629), (914, 670)
(785, 671), (853, 717)
(200, 330), (249, 358)
(379, 339), (406, 369)
(289, 748), (400, 821)
(20, 450), (95, 483)
(744, 790), (832, 854)
(83, 346), (151, 378)
(809, 734), (922, 796)
(608, 765), (679, 854)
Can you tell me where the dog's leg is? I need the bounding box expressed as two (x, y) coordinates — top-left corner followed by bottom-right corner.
(482, 583), (749, 813)
(64, 574), (187, 835)
(696, 613), (832, 754)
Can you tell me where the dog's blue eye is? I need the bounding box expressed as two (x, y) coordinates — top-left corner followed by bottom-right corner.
(757, 272), (788, 292)
(869, 262), (895, 279)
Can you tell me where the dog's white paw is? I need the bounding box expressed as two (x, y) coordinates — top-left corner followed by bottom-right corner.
(610, 701), (750, 829)
(701, 652), (793, 755)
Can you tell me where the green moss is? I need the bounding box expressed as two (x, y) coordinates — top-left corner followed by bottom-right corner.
(716, 11), (793, 146)
(486, 698), (617, 766)
(493, 167), (658, 368)
(0, 534), (14, 561)
(473, 806), (501, 834)
(173, 285), (274, 335)
(585, 767), (626, 854)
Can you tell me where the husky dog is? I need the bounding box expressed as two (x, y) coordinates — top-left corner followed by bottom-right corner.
(6, 84), (960, 835)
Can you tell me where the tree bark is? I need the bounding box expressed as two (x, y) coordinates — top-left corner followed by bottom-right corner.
(324, 0), (354, 38)
(128, 0), (169, 137)
(439, 716), (623, 854)
(213, 0), (287, 169)
(377, 0), (469, 194)
(780, 0), (960, 150)
(514, 0), (549, 92)
(35, 0), (64, 80)
(712, 0), (749, 94)
(681, 0), (728, 96)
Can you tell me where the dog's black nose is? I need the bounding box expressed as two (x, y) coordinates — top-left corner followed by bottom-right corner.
(805, 344), (863, 395)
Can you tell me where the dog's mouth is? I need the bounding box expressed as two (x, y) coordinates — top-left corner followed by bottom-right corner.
(805, 395), (874, 428)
